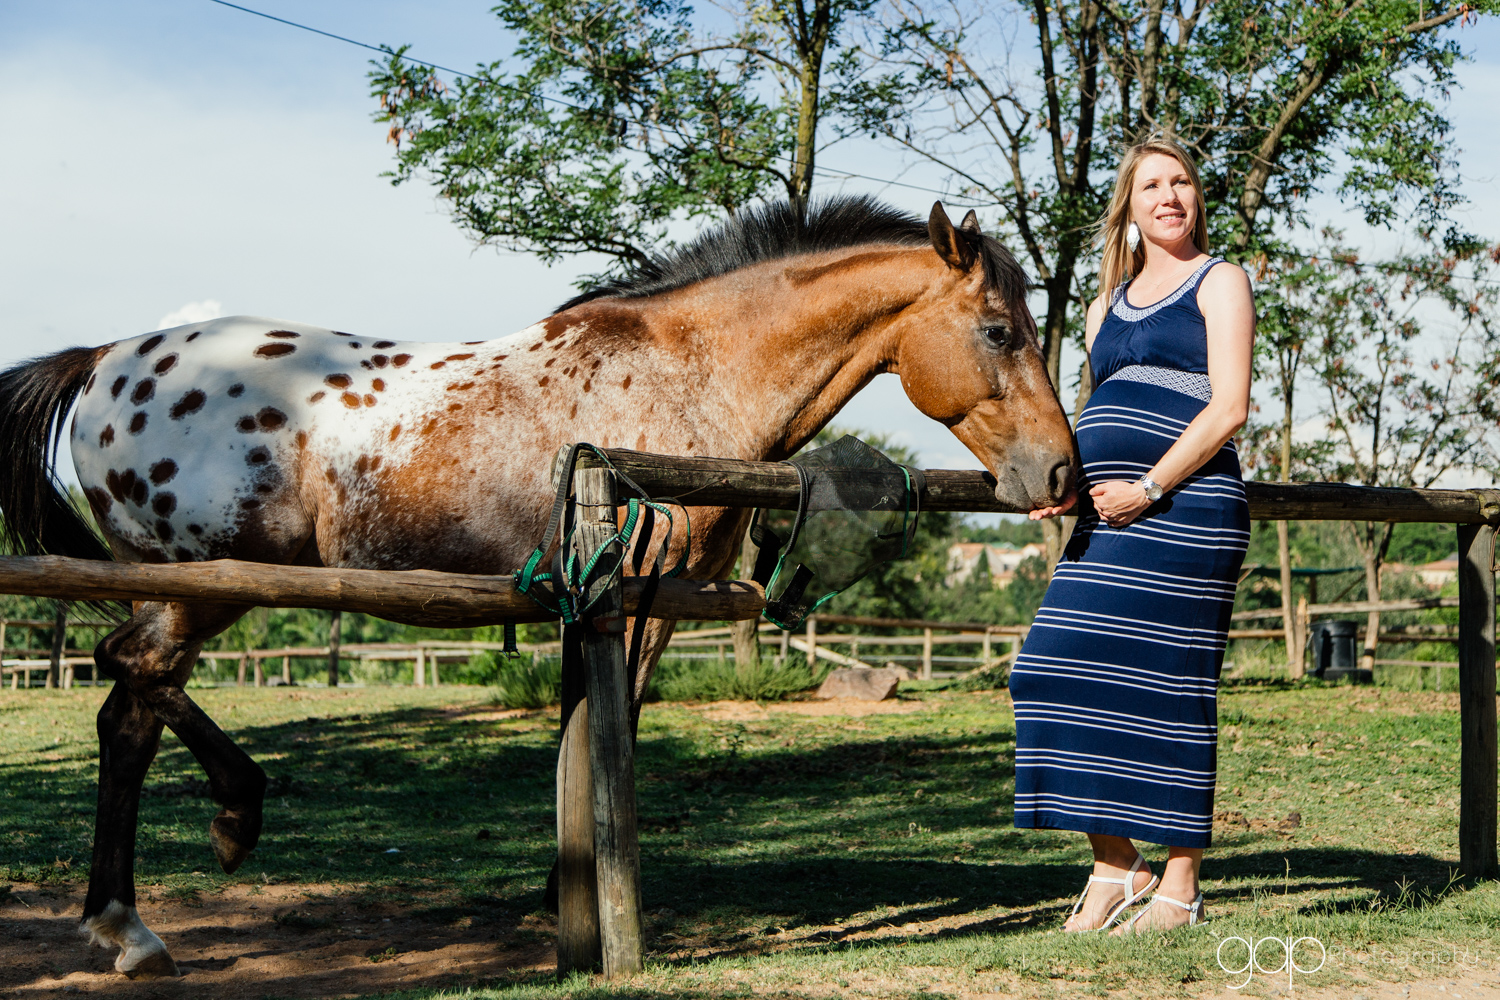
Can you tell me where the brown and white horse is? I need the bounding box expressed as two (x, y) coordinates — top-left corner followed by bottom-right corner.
(0, 197), (1075, 977)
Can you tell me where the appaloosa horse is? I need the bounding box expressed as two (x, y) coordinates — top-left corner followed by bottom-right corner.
(0, 196), (1076, 977)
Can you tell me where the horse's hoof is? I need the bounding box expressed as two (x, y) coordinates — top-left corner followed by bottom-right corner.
(80, 901), (180, 979)
(120, 948), (180, 979)
(209, 808), (261, 874)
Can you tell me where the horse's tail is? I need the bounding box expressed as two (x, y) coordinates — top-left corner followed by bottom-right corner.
(0, 346), (115, 562)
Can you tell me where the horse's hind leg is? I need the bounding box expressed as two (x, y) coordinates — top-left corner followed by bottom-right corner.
(82, 600), (253, 977)
(80, 682), (178, 977)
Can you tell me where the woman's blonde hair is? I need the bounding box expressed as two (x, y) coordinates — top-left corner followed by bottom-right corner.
(1094, 136), (1209, 300)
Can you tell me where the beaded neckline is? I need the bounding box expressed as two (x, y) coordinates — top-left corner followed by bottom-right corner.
(1110, 257), (1223, 322)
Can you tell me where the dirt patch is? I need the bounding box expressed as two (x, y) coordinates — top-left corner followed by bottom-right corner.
(0, 882), (552, 998)
(692, 698), (928, 722)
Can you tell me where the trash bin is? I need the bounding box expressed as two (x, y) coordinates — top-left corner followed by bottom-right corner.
(1308, 620), (1368, 682)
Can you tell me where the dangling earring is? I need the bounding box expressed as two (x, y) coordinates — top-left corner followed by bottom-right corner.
(1126, 222), (1141, 253)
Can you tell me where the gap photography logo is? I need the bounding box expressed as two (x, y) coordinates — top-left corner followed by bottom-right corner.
(1216, 934), (1327, 989)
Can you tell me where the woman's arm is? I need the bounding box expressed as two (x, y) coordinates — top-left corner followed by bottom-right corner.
(1090, 262), (1254, 527)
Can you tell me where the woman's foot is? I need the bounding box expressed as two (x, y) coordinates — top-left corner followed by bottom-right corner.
(1110, 890), (1206, 934)
(1062, 856), (1156, 932)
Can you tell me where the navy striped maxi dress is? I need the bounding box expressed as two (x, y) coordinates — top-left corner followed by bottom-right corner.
(1009, 256), (1249, 849)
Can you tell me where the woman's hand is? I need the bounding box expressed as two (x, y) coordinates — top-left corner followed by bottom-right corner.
(1090, 480), (1154, 527)
(1028, 488), (1078, 521)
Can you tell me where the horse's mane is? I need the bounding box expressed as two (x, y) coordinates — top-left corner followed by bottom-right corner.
(554, 194), (1027, 312)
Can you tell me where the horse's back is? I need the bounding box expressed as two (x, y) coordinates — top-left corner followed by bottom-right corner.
(70, 316), (550, 571)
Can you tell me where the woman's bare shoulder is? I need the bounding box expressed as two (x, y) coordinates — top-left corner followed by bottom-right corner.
(1199, 259), (1252, 298)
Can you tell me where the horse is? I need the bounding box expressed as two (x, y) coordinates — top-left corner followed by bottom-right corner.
(0, 195), (1076, 977)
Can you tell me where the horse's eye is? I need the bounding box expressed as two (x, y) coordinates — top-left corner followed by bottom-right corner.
(982, 325), (1011, 346)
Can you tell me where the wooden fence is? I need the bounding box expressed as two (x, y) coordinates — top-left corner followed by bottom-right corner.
(0, 446), (1495, 979)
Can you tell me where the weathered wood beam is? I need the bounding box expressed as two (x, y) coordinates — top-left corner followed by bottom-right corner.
(574, 462), (644, 978)
(1458, 523), (1498, 879)
(0, 555), (764, 628)
(602, 449), (1500, 524)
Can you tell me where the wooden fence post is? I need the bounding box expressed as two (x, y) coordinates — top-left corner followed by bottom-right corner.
(574, 459), (643, 978)
(414, 647), (425, 687)
(328, 610), (342, 688)
(921, 628), (933, 681)
(556, 622), (601, 976)
(253, 656), (264, 687)
(282, 654), (291, 685)
(1457, 522), (1497, 879)
(46, 601), (66, 689)
(237, 653), (247, 686)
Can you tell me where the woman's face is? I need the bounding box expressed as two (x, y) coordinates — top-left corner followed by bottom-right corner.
(1129, 152), (1197, 250)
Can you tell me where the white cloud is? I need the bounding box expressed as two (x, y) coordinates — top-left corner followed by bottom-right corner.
(156, 299), (224, 331)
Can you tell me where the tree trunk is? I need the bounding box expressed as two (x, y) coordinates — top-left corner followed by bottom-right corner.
(46, 601), (67, 690)
(327, 610), (342, 688)
(1360, 533), (1380, 677)
(1278, 390), (1300, 677)
(1278, 520), (1300, 678)
(732, 528), (762, 673)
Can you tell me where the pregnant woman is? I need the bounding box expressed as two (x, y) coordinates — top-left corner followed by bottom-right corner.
(1010, 135), (1254, 932)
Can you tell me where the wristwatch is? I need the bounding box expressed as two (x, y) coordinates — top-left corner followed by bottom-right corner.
(1137, 476), (1164, 502)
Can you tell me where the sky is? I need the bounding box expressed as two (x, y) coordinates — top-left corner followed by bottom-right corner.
(1, 1), (1498, 480)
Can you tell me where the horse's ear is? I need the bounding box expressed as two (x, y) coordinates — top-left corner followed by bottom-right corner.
(928, 201), (977, 272)
(959, 209), (982, 237)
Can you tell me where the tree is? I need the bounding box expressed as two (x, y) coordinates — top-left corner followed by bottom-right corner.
(1301, 241), (1500, 673)
(1243, 234), (1350, 674)
(836, 0), (1495, 566)
(370, 0), (876, 279)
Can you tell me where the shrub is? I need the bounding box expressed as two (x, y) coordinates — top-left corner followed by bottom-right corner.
(651, 651), (824, 702)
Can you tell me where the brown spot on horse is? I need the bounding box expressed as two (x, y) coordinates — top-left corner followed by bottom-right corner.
(325, 374), (352, 389)
(392, 354), (412, 367)
(372, 379), (386, 391)
(236, 416), (256, 433)
(136, 335), (164, 356)
(256, 407), (287, 431)
(170, 390), (206, 419)
(153, 354), (178, 375)
(246, 447), (271, 466)
(265, 330), (300, 339)
(131, 379), (155, 404)
(228, 383), (245, 397)
(374, 340), (396, 348)
(99, 425), (115, 447)
(429, 361), (446, 370)
(308, 391), (325, 404)
(254, 343), (296, 359)
(129, 412), (147, 434)
(110, 375), (127, 399)
(341, 393), (360, 408)
(151, 492), (176, 516)
(372, 355), (389, 368)
(149, 459), (178, 485)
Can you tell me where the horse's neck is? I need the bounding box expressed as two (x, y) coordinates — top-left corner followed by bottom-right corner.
(649, 246), (937, 461)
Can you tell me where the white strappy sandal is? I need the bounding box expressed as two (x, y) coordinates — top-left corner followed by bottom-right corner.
(1065, 854), (1158, 931)
(1121, 890), (1207, 933)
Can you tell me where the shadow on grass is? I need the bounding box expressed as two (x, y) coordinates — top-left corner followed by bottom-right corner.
(1, 701), (1472, 939)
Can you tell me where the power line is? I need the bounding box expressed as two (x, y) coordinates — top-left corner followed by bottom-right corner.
(207, 1), (1499, 288)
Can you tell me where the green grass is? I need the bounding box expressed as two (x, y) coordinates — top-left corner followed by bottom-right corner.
(1, 682), (1497, 998)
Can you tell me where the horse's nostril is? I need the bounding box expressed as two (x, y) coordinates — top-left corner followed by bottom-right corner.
(1048, 459), (1077, 499)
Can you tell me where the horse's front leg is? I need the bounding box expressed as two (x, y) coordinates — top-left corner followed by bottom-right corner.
(82, 600), (253, 977)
